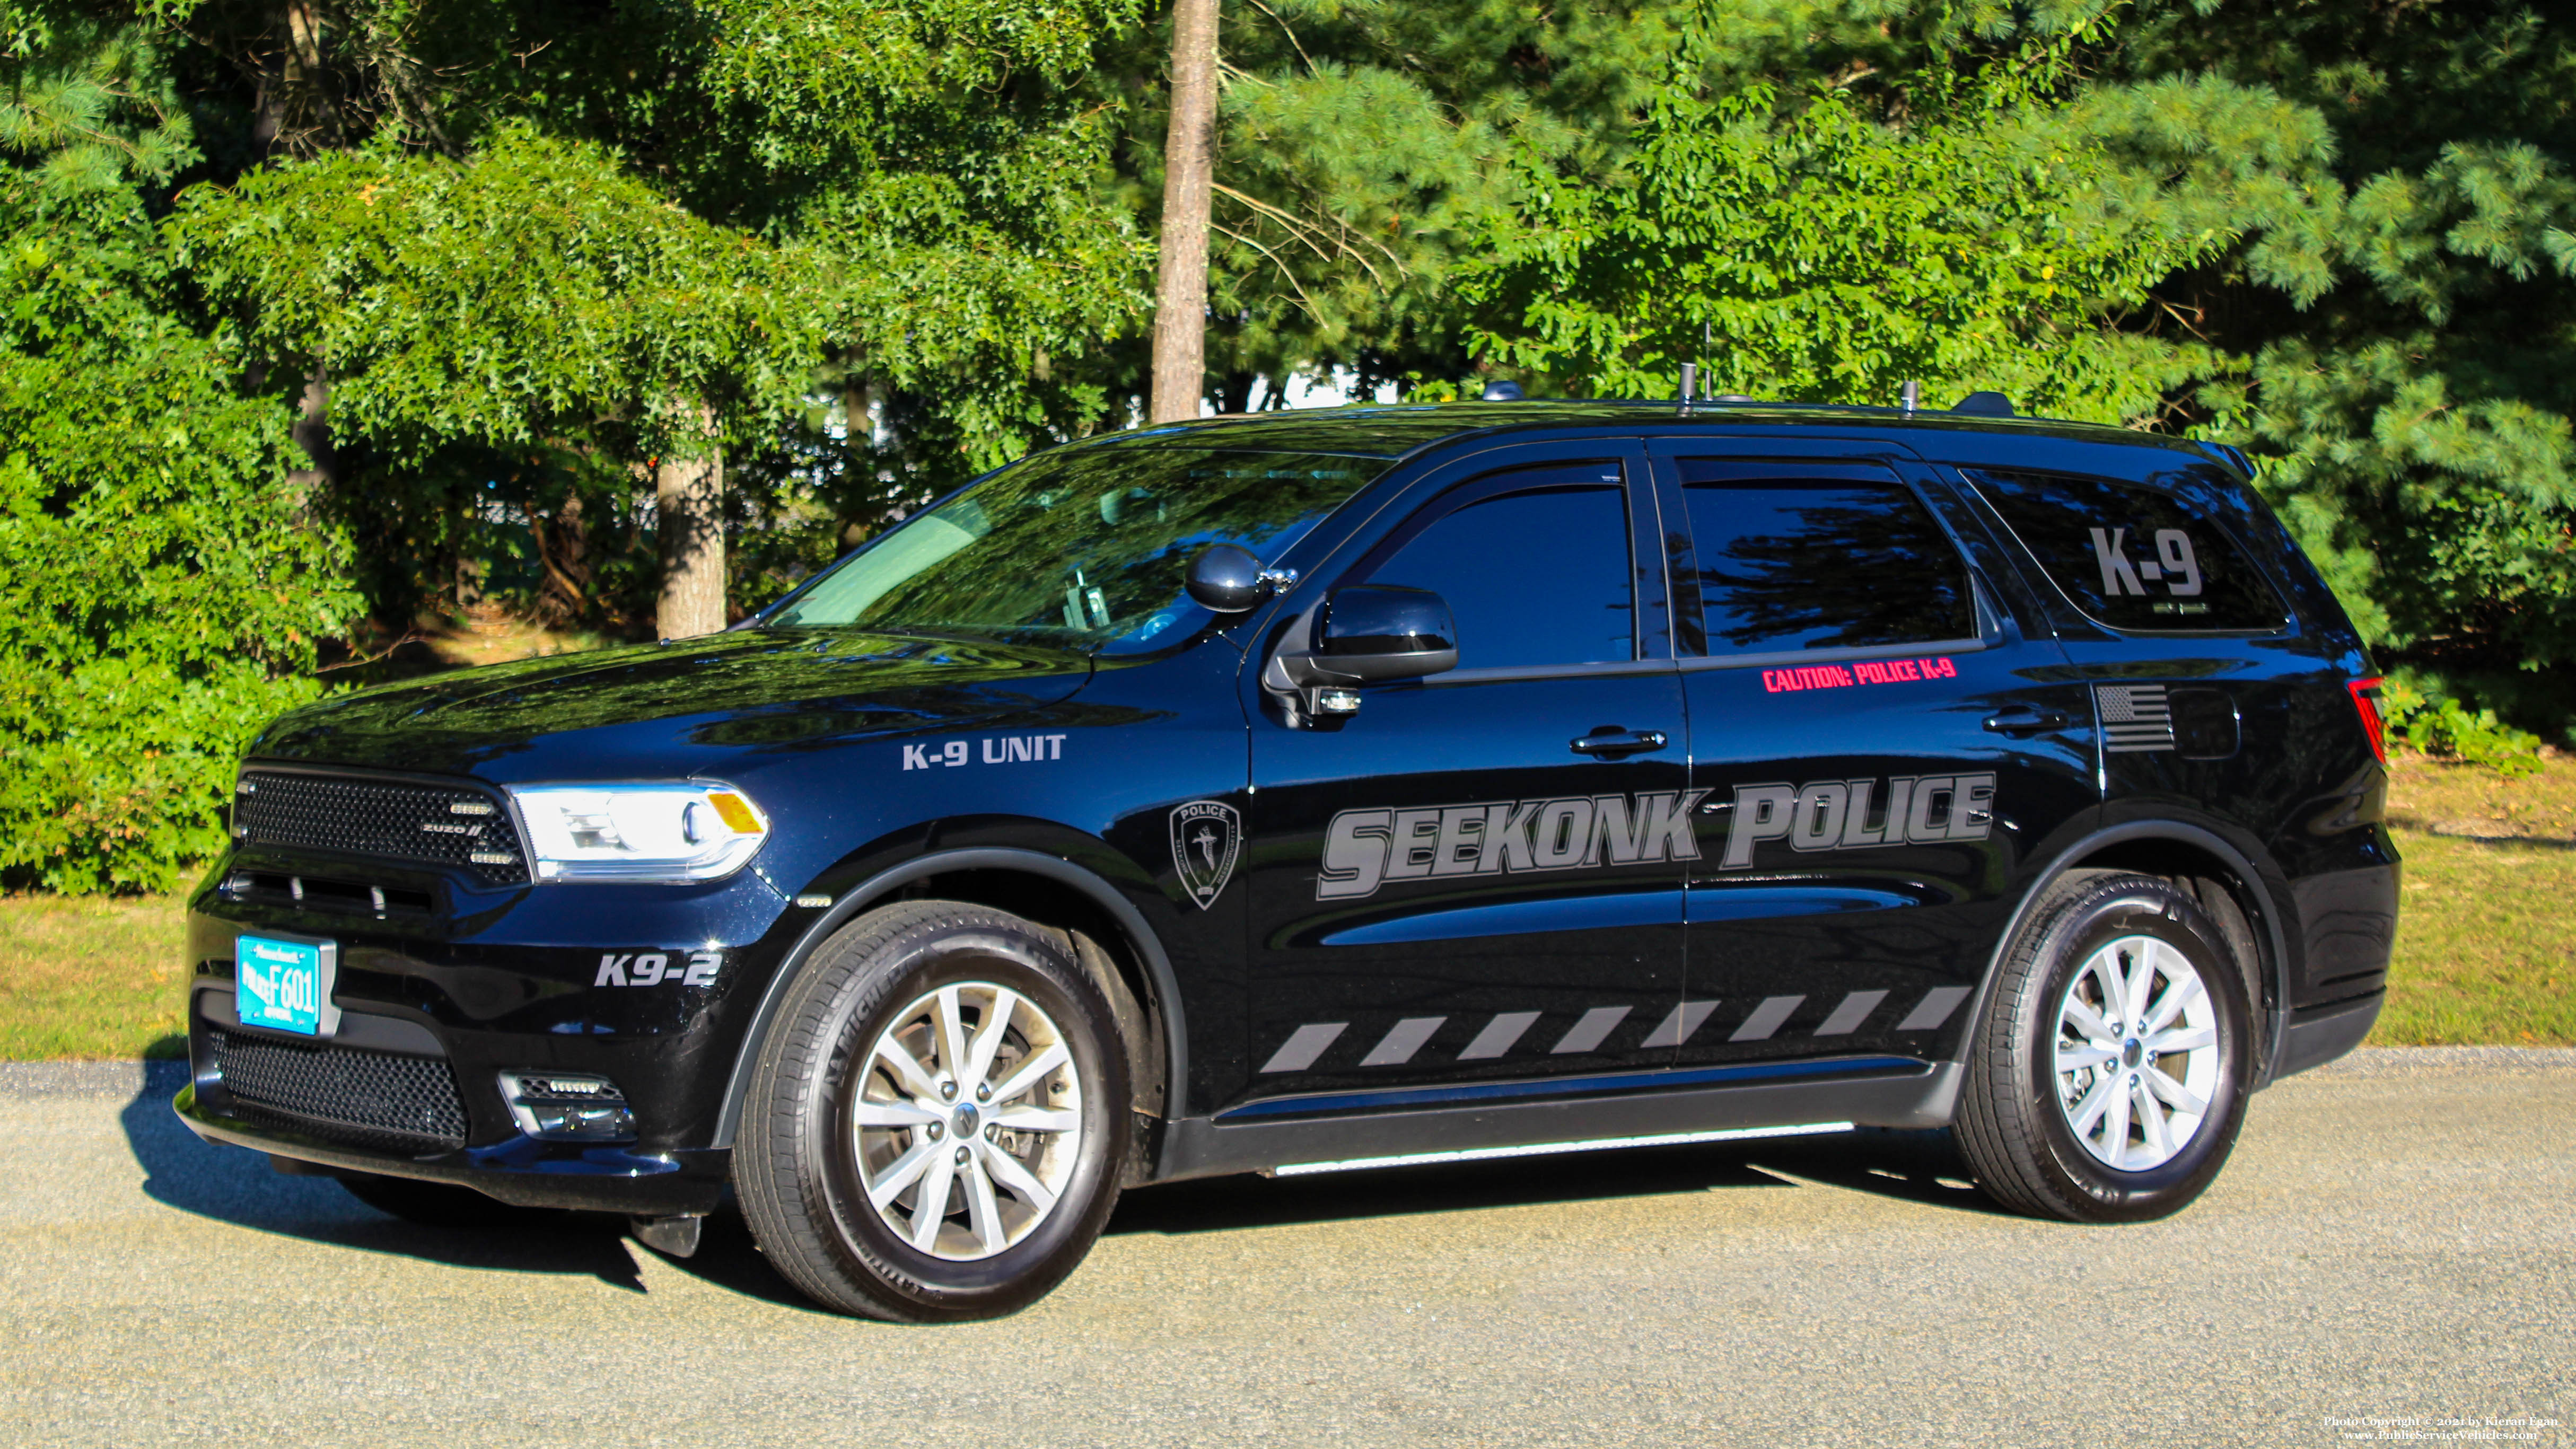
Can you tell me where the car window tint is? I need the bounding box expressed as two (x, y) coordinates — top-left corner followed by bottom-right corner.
(1678, 470), (1975, 654)
(1970, 470), (2288, 632)
(1368, 471), (1634, 670)
(764, 447), (1390, 654)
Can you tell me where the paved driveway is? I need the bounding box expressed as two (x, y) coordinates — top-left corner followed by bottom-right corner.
(2, 1051), (2569, 1447)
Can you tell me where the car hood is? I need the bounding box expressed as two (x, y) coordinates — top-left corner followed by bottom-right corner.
(248, 630), (1096, 782)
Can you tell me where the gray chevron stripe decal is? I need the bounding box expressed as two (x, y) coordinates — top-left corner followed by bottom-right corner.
(1256, 986), (1976, 1073)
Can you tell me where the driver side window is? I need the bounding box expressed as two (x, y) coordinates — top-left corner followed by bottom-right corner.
(1365, 464), (1636, 672)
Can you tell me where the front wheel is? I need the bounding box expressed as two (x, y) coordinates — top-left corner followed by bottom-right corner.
(1956, 871), (2255, 1223)
(737, 900), (1130, 1321)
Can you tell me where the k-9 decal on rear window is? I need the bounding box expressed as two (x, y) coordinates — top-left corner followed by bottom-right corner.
(1319, 791), (1710, 901)
(1969, 469), (2290, 633)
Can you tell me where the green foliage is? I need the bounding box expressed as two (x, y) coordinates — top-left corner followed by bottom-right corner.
(2103, 1), (2576, 728)
(2381, 676), (2545, 777)
(171, 125), (833, 462)
(1459, 16), (2260, 415)
(0, 15), (354, 893)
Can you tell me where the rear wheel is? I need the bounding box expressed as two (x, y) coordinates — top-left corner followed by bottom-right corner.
(1957, 871), (2254, 1222)
(737, 900), (1129, 1321)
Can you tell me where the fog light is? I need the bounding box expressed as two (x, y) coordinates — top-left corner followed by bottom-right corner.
(499, 1072), (636, 1141)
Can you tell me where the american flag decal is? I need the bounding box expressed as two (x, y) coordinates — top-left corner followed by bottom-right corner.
(2098, 683), (2177, 753)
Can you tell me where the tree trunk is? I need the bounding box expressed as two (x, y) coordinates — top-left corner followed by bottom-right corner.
(1150, 0), (1220, 424)
(656, 415), (725, 639)
(286, 363), (337, 493)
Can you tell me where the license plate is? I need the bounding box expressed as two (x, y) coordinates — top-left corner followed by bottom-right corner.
(236, 934), (337, 1037)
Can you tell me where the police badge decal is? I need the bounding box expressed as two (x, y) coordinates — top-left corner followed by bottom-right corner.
(1168, 801), (1242, 910)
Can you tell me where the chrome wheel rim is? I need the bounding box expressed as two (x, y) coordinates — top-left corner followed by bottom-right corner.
(852, 981), (1084, 1261)
(2053, 933), (2220, 1172)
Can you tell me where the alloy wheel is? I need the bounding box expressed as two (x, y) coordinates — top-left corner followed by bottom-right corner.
(851, 981), (1086, 1261)
(2052, 933), (2222, 1171)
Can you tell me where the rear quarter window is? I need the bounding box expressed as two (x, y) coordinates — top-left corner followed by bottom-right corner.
(1968, 469), (2290, 633)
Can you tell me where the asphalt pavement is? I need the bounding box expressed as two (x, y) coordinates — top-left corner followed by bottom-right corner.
(2, 1049), (2570, 1447)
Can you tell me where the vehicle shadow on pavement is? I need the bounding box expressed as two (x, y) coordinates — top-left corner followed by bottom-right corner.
(1740, 1127), (2015, 1218)
(639, 1209), (848, 1313)
(1107, 1127), (2010, 1235)
(119, 1067), (650, 1293)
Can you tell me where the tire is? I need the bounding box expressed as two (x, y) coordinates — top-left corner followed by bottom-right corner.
(1956, 870), (2255, 1223)
(736, 900), (1131, 1322)
(338, 1172), (528, 1228)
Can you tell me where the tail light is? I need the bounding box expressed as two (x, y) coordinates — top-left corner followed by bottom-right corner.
(2346, 677), (2388, 765)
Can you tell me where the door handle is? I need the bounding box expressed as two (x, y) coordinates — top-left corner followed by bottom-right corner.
(1570, 728), (1668, 757)
(1983, 705), (2070, 737)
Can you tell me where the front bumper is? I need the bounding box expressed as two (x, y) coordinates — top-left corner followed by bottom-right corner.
(176, 857), (814, 1213)
(172, 1078), (731, 1214)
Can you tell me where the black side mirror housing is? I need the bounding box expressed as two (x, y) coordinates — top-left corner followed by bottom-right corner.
(1317, 585), (1458, 680)
(1185, 543), (1269, 613)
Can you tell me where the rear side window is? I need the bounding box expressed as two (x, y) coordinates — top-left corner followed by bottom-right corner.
(1676, 462), (1976, 655)
(1367, 466), (1635, 670)
(1970, 470), (2289, 633)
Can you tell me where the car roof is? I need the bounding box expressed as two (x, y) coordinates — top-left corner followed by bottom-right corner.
(1057, 399), (2206, 465)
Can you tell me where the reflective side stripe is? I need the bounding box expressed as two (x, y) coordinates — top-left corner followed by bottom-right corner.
(1262, 984), (1975, 1076)
(1896, 986), (1972, 1032)
(1457, 1011), (1541, 1061)
(1815, 990), (1890, 1037)
(1260, 1022), (1347, 1074)
(1359, 1016), (1447, 1067)
(1730, 995), (1806, 1042)
(1550, 1005), (1632, 1054)
(1639, 999), (1721, 1048)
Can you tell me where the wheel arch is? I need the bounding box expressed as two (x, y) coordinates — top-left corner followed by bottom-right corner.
(713, 847), (1188, 1149)
(1957, 821), (2297, 1090)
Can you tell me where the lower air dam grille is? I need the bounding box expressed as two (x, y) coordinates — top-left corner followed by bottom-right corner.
(209, 1028), (470, 1153)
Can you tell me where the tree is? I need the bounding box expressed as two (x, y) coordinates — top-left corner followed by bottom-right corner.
(0, 4), (356, 891)
(1458, 14), (2265, 417)
(2100, 0), (2576, 728)
(171, 127), (837, 638)
(159, 0), (1151, 633)
(1150, 0), (1219, 421)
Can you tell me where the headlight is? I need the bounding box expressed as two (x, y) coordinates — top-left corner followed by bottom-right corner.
(507, 782), (770, 882)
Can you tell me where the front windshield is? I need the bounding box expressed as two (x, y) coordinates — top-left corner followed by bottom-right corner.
(764, 446), (1392, 652)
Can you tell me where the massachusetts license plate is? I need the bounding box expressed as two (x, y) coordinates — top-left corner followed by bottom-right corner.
(236, 934), (334, 1036)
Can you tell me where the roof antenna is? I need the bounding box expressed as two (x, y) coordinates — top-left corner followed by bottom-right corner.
(1677, 362), (1697, 414)
(1900, 380), (1921, 417)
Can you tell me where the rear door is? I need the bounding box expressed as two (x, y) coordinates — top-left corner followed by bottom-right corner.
(1233, 441), (1692, 1109)
(1649, 443), (2099, 1073)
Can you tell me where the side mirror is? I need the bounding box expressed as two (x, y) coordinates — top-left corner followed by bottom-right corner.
(1317, 585), (1458, 681)
(1185, 543), (1269, 613)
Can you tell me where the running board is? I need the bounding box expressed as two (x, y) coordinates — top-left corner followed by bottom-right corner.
(1150, 1061), (1961, 1185)
(1272, 1120), (1855, 1177)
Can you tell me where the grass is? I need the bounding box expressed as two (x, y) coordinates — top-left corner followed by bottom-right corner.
(0, 893), (189, 1060)
(2376, 750), (2576, 1046)
(2, 758), (2569, 1059)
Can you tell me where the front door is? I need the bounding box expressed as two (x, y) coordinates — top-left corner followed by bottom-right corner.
(1233, 443), (1691, 1111)
(1652, 446), (2099, 1074)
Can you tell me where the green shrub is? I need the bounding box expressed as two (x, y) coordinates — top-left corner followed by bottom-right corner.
(0, 17), (357, 894)
(2381, 677), (2545, 778)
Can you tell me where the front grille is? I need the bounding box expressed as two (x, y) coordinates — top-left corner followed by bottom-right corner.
(235, 770), (528, 886)
(226, 870), (438, 916)
(209, 1027), (471, 1153)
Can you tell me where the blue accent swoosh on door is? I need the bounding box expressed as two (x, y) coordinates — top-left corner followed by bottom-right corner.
(1318, 889), (1684, 946)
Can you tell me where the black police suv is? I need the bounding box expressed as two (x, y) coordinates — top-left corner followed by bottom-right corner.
(176, 399), (2399, 1321)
